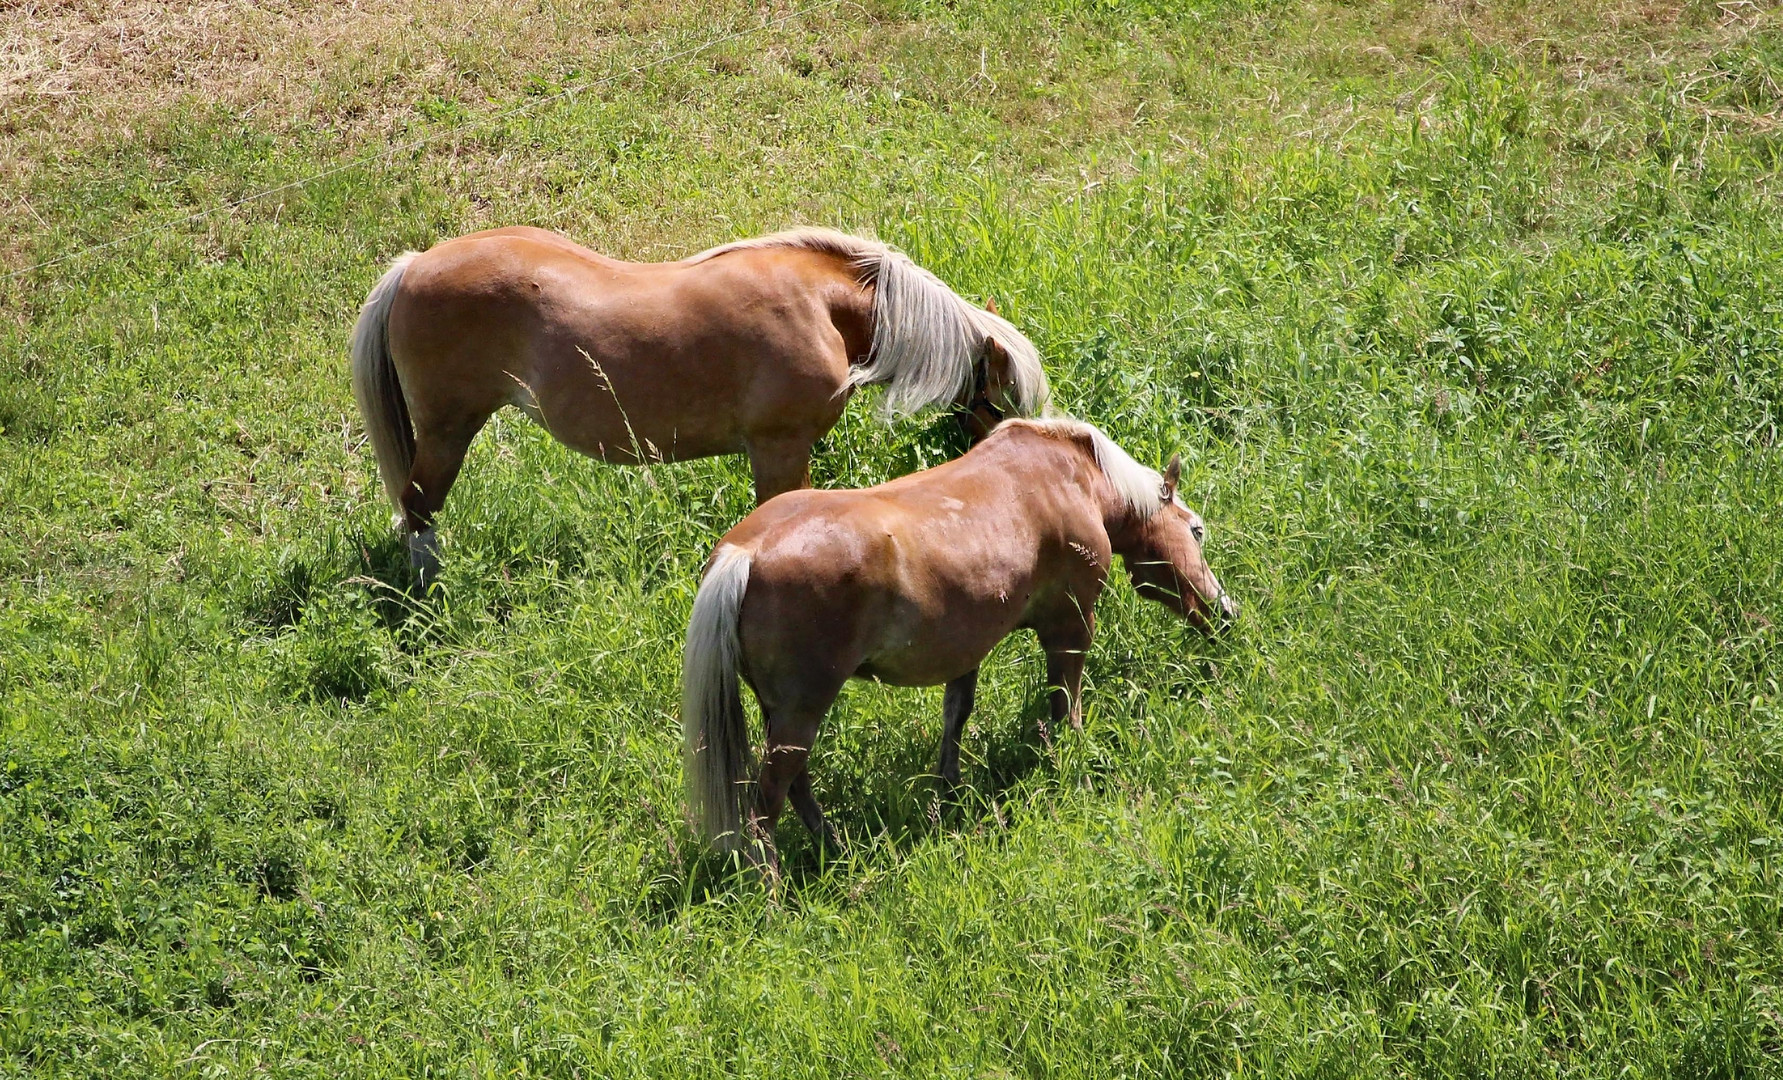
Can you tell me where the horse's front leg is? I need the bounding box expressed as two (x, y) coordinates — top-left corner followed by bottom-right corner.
(744, 435), (815, 504)
(938, 668), (979, 790)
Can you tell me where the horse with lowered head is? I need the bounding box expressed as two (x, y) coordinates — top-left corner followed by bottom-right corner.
(351, 226), (1049, 580)
(681, 416), (1239, 871)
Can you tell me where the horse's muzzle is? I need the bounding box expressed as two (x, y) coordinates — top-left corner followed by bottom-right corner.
(1217, 592), (1241, 627)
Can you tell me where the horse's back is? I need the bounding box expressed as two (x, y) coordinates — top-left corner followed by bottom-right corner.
(422, 225), (633, 270)
(728, 447), (1063, 585)
(399, 227), (640, 303)
(396, 227), (853, 346)
(385, 227), (854, 445)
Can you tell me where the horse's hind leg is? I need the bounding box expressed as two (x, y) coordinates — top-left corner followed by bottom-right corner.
(747, 706), (827, 873)
(788, 769), (841, 853)
(938, 668), (979, 791)
(401, 414), (490, 584)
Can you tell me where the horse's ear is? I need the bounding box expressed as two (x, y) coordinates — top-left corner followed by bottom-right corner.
(985, 297), (999, 315)
(982, 334), (1009, 365)
(1162, 454), (1182, 499)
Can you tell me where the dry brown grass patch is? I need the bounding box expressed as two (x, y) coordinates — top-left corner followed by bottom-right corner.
(0, 0), (705, 145)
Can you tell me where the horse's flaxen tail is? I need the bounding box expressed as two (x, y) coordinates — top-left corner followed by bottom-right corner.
(350, 252), (419, 520)
(682, 544), (754, 849)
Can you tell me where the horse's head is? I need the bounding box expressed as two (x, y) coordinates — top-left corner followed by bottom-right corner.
(1120, 455), (1239, 635)
(955, 301), (1026, 442)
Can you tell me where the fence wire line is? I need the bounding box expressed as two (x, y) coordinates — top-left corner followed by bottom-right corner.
(6, 0), (839, 282)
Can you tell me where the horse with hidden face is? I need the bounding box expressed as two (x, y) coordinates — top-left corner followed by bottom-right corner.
(681, 416), (1239, 870)
(350, 226), (1049, 580)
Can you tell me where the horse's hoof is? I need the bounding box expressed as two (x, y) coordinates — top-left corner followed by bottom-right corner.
(407, 528), (441, 590)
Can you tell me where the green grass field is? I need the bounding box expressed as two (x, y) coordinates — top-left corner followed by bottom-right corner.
(5, 0), (1783, 1075)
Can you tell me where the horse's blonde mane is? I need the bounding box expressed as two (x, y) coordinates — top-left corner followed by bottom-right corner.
(688, 227), (881, 266)
(999, 417), (1166, 520)
(688, 228), (1049, 419)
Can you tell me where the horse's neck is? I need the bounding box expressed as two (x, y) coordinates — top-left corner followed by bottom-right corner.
(820, 260), (876, 367)
(1103, 508), (1151, 559)
(1092, 470), (1154, 554)
(989, 433), (1128, 541)
(1056, 438), (1137, 542)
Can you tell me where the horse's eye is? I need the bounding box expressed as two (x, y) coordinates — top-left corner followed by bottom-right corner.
(1192, 524), (1206, 542)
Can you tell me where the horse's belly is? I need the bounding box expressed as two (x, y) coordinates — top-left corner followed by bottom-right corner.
(527, 367), (745, 463)
(545, 413), (742, 464)
(853, 612), (1018, 688)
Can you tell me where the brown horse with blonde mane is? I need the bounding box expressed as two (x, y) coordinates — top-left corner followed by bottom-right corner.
(351, 226), (1048, 579)
(681, 416), (1239, 869)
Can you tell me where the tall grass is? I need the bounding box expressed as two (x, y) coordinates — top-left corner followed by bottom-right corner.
(3, 1), (1782, 1075)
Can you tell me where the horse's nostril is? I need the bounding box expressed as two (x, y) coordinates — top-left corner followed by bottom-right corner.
(1220, 594), (1240, 622)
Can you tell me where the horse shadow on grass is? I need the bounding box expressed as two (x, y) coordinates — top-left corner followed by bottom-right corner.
(636, 624), (1239, 918)
(634, 680), (1071, 921)
(245, 526), (471, 706)
(251, 406), (972, 658)
(243, 525), (418, 632)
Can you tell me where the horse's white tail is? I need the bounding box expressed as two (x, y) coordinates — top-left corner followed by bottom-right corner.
(682, 544), (755, 849)
(350, 252), (419, 517)
(854, 246), (1050, 418)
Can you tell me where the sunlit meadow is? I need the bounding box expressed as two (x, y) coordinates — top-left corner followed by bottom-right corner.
(3, 1), (1782, 1075)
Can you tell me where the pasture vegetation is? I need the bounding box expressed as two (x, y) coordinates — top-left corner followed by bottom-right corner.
(4, 0), (1783, 1074)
